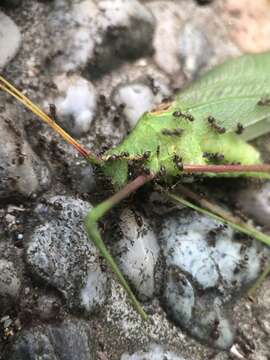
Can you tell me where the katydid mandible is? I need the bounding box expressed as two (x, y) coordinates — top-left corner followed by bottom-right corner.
(1, 52), (270, 320)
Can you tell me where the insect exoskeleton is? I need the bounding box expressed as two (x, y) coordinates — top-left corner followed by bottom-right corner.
(142, 151), (151, 160)
(173, 110), (194, 121)
(203, 152), (225, 163)
(161, 128), (184, 136)
(173, 154), (183, 170)
(235, 122), (244, 135)
(49, 103), (57, 121)
(107, 152), (130, 161)
(207, 116), (226, 134)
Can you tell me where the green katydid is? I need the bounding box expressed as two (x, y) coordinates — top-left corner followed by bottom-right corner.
(1, 52), (270, 321)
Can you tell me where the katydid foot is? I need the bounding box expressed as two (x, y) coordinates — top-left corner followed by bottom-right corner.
(85, 174), (153, 321)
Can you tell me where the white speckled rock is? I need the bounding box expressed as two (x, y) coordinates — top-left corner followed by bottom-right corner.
(48, 74), (97, 137)
(0, 259), (21, 312)
(0, 12), (21, 69)
(160, 209), (270, 349)
(114, 209), (160, 300)
(148, 1), (184, 76)
(121, 344), (186, 360)
(47, 0), (155, 75)
(0, 104), (51, 199)
(26, 196), (107, 315)
(113, 81), (170, 127)
(148, 0), (239, 79)
(6, 319), (95, 360)
(178, 22), (212, 79)
(236, 182), (270, 230)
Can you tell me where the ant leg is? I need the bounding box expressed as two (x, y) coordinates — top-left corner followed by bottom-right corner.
(85, 174), (153, 320)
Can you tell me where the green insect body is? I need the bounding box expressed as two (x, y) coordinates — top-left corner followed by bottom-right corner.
(102, 102), (262, 188)
(2, 52), (270, 321)
(101, 52), (270, 188)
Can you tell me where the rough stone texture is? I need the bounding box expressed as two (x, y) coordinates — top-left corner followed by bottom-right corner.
(0, 259), (21, 313)
(46, 74), (97, 137)
(0, 239), (25, 328)
(231, 277), (270, 360)
(121, 344), (186, 360)
(160, 209), (270, 349)
(4, 319), (95, 360)
(222, 0), (270, 53)
(46, 0), (155, 76)
(0, 11), (21, 70)
(25, 196), (108, 315)
(94, 60), (172, 146)
(114, 209), (160, 300)
(236, 181), (270, 230)
(148, 0), (239, 82)
(178, 22), (212, 79)
(1, 0), (270, 359)
(113, 81), (170, 127)
(0, 102), (51, 199)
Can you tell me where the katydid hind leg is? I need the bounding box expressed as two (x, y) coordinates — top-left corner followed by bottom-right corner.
(85, 174), (153, 320)
(164, 185), (270, 247)
(248, 262), (270, 300)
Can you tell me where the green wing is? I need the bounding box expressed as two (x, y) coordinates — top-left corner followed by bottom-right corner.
(176, 52), (270, 140)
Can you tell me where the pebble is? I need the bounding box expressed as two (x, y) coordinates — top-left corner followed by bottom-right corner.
(178, 22), (212, 79)
(47, 0), (155, 75)
(160, 210), (270, 349)
(6, 319), (95, 360)
(114, 209), (159, 300)
(113, 81), (170, 127)
(223, 0), (270, 53)
(149, 1), (239, 80)
(70, 162), (96, 194)
(25, 196), (107, 314)
(121, 344), (186, 360)
(0, 12), (21, 69)
(0, 259), (21, 313)
(0, 104), (51, 199)
(149, 1), (183, 76)
(36, 294), (62, 321)
(49, 74), (97, 137)
(236, 182), (270, 230)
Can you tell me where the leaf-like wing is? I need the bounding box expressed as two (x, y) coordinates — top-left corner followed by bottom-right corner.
(177, 52), (270, 140)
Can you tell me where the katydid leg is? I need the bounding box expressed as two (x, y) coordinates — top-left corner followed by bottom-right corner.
(85, 174), (154, 320)
(248, 262), (270, 300)
(183, 164), (270, 173)
(163, 184), (270, 247)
